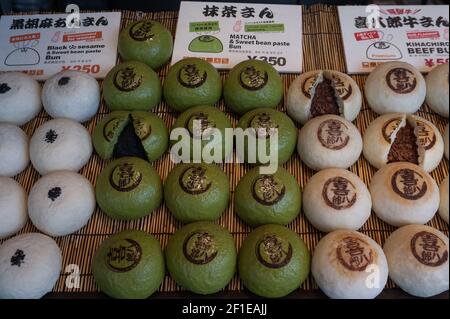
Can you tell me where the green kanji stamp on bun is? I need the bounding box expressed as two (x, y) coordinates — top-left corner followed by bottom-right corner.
(164, 163), (230, 223)
(118, 19), (173, 70)
(237, 108), (297, 165)
(235, 166), (301, 227)
(163, 58), (222, 112)
(95, 157), (163, 220)
(92, 111), (168, 162)
(224, 60), (283, 114)
(92, 230), (165, 299)
(103, 61), (162, 111)
(238, 224), (310, 298)
(165, 222), (237, 295)
(171, 106), (233, 161)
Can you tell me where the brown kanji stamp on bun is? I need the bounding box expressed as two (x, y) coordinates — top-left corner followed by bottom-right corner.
(365, 62), (426, 115)
(297, 115), (362, 171)
(311, 230), (388, 299)
(370, 162), (439, 227)
(303, 168), (371, 232)
(383, 225), (449, 298)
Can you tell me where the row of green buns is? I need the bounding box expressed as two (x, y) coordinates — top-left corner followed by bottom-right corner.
(112, 18), (282, 114)
(91, 106), (298, 165)
(91, 224), (310, 299)
(103, 58), (283, 115)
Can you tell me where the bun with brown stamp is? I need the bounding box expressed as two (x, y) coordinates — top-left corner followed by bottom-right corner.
(370, 162), (439, 227)
(383, 225), (449, 298)
(426, 63), (449, 118)
(365, 62), (426, 115)
(311, 230), (388, 299)
(92, 111), (168, 163)
(287, 70), (362, 125)
(303, 168), (371, 232)
(297, 114), (362, 171)
(363, 113), (444, 173)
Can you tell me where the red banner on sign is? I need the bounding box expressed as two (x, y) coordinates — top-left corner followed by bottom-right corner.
(354, 31), (380, 41)
(63, 31), (102, 42)
(10, 33), (40, 43)
(407, 31), (440, 40)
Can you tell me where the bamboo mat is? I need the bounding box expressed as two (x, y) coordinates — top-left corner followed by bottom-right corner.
(2, 5), (449, 296)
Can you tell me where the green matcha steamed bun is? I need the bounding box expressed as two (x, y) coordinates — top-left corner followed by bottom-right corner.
(93, 111), (168, 162)
(164, 163), (229, 223)
(103, 61), (162, 111)
(239, 224), (310, 298)
(95, 157), (162, 220)
(224, 60), (283, 114)
(92, 230), (165, 299)
(165, 222), (237, 295)
(171, 106), (233, 161)
(235, 166), (301, 227)
(163, 58), (222, 112)
(118, 20), (173, 70)
(237, 108), (297, 165)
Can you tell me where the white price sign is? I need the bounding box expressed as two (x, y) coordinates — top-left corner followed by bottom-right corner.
(172, 1), (302, 73)
(338, 5), (449, 74)
(0, 11), (121, 80)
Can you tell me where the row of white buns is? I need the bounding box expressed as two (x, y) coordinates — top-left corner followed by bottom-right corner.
(287, 62), (449, 125)
(0, 70), (100, 125)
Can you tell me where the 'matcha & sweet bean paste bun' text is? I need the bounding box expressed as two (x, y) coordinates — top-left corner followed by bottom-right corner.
(297, 114), (362, 171)
(426, 63), (449, 118)
(29, 118), (92, 175)
(28, 171), (96, 237)
(384, 225), (449, 298)
(224, 60), (283, 114)
(164, 163), (229, 223)
(103, 61), (162, 111)
(312, 230), (388, 299)
(303, 168), (371, 232)
(0, 233), (62, 299)
(42, 70), (100, 123)
(93, 111), (168, 162)
(287, 70), (362, 125)
(165, 222), (237, 295)
(363, 113), (444, 173)
(171, 105), (233, 161)
(370, 162), (439, 227)
(92, 230), (165, 299)
(0, 124), (29, 177)
(0, 177), (27, 239)
(96, 157), (163, 220)
(118, 19), (173, 70)
(365, 61), (426, 114)
(235, 166), (301, 227)
(439, 176), (449, 224)
(237, 108), (297, 165)
(0, 72), (41, 125)
(238, 224), (310, 298)
(163, 58), (222, 112)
